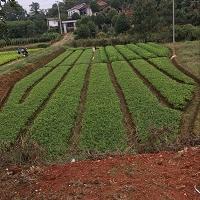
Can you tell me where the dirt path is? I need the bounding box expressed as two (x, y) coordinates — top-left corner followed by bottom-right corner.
(0, 147), (199, 200)
(52, 33), (74, 47)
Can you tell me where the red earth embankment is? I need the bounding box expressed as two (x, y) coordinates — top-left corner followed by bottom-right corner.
(1, 147), (199, 199)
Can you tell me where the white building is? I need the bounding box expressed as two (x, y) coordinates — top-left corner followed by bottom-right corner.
(67, 3), (92, 18)
(47, 1), (108, 33)
(47, 18), (59, 28)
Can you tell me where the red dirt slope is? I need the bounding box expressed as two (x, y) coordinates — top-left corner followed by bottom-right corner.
(1, 147), (200, 200)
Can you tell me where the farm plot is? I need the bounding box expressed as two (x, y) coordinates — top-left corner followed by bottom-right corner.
(115, 45), (141, 60)
(45, 50), (73, 67)
(0, 65), (71, 144)
(76, 48), (93, 64)
(60, 49), (83, 66)
(0, 49), (42, 66)
(0, 43), (197, 160)
(127, 44), (156, 59)
(137, 43), (170, 57)
(149, 57), (194, 84)
(93, 47), (107, 63)
(130, 59), (195, 109)
(30, 64), (88, 158)
(112, 61), (181, 142)
(105, 46), (124, 62)
(80, 63), (127, 152)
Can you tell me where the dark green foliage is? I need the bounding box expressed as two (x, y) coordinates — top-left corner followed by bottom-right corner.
(90, 0), (100, 13)
(115, 14), (130, 34)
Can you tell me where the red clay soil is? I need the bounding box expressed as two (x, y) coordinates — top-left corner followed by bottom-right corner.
(0, 147), (200, 200)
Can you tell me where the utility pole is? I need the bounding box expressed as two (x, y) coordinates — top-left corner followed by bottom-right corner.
(57, 1), (63, 34)
(172, 0), (176, 56)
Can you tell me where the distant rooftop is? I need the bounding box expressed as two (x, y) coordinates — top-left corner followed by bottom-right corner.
(67, 3), (87, 11)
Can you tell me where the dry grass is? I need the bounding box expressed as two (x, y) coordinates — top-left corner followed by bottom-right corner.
(166, 40), (200, 79)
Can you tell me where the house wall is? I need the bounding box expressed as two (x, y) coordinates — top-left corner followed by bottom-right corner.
(48, 20), (59, 27)
(86, 7), (93, 16)
(68, 9), (80, 17)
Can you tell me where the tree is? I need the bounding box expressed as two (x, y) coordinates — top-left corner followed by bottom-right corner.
(29, 2), (40, 16)
(94, 13), (106, 29)
(109, 0), (122, 10)
(115, 14), (130, 34)
(90, 0), (100, 13)
(0, 21), (8, 39)
(88, 21), (96, 37)
(47, 2), (68, 21)
(72, 12), (80, 20)
(133, 0), (159, 40)
(76, 24), (90, 39)
(2, 1), (26, 21)
(0, 0), (16, 21)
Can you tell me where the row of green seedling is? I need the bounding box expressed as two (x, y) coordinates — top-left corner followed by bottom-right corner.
(30, 64), (89, 159)
(127, 44), (157, 59)
(0, 65), (71, 144)
(137, 43), (170, 57)
(149, 57), (194, 84)
(115, 45), (141, 60)
(80, 63), (127, 152)
(130, 59), (195, 109)
(112, 61), (181, 143)
(105, 46), (124, 62)
(92, 47), (108, 63)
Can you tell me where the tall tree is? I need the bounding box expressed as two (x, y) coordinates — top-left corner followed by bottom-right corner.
(2, 1), (26, 20)
(133, 0), (159, 40)
(29, 2), (40, 15)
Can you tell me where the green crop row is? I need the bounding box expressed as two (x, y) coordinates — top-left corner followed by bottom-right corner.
(0, 54), (20, 66)
(76, 48), (93, 64)
(131, 59), (195, 109)
(127, 44), (156, 59)
(80, 63), (127, 152)
(45, 50), (73, 67)
(0, 49), (42, 66)
(115, 45), (141, 60)
(30, 64), (88, 159)
(60, 49), (83, 66)
(149, 57), (194, 84)
(137, 43), (170, 57)
(5, 67), (52, 106)
(0, 66), (71, 144)
(93, 47), (107, 63)
(148, 42), (170, 55)
(105, 46), (124, 62)
(112, 61), (181, 142)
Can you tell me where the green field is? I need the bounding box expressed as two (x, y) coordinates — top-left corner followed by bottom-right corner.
(0, 43), (197, 160)
(0, 48), (42, 66)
